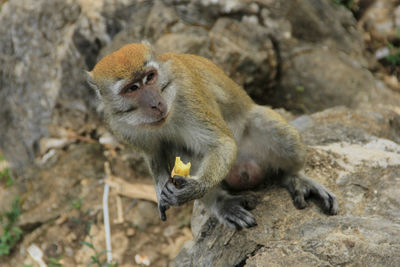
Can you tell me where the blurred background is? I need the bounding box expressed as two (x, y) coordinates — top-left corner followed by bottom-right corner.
(0, 0), (399, 266)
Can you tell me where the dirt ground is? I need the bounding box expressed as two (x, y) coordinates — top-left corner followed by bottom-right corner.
(0, 139), (194, 266)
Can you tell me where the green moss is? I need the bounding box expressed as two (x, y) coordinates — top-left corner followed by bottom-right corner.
(0, 168), (13, 188)
(0, 196), (22, 257)
(295, 85), (305, 93)
(386, 43), (400, 66)
(332, 0), (354, 9)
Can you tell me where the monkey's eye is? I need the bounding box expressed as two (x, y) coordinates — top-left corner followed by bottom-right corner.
(145, 72), (155, 84)
(123, 83), (139, 94)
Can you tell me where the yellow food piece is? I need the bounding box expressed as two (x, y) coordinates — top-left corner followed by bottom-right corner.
(171, 157), (191, 178)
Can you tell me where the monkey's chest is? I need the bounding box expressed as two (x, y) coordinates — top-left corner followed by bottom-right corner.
(161, 120), (213, 174)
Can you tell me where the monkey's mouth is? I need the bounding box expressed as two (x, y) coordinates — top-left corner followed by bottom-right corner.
(147, 112), (169, 127)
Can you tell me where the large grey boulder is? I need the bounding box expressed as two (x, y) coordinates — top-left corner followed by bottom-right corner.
(0, 0), (134, 176)
(174, 105), (400, 266)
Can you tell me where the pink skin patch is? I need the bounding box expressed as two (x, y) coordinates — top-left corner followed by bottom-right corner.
(225, 160), (263, 190)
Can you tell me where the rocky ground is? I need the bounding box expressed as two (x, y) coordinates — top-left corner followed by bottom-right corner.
(176, 104), (400, 266)
(0, 0), (399, 266)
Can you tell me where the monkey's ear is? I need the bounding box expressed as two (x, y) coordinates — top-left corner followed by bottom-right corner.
(85, 71), (102, 99)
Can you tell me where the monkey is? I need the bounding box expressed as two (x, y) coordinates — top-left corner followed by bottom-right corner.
(86, 43), (338, 230)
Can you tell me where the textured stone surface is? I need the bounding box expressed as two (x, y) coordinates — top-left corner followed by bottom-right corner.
(174, 106), (400, 266)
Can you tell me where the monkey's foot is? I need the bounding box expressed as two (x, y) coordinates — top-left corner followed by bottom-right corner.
(213, 194), (258, 230)
(284, 174), (338, 215)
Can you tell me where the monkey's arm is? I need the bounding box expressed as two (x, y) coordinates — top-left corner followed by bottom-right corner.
(145, 151), (172, 221)
(160, 134), (238, 208)
(197, 136), (238, 188)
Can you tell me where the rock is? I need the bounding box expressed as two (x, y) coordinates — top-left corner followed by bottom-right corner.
(154, 32), (209, 56)
(129, 201), (159, 230)
(162, 227), (193, 260)
(17, 143), (105, 227)
(163, 225), (179, 238)
(126, 228), (136, 237)
(0, 0), (81, 176)
(39, 137), (73, 155)
(174, 105), (400, 266)
(359, 0), (399, 40)
(0, 0), (138, 177)
(375, 46), (391, 60)
(283, 0), (363, 54)
(208, 18), (278, 99)
(382, 74), (400, 91)
(297, 105), (400, 145)
(276, 49), (400, 113)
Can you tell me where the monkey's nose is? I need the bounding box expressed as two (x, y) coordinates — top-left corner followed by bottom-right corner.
(152, 101), (167, 115)
(151, 101), (161, 109)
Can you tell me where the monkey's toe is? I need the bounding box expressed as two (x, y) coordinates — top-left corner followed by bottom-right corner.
(222, 207), (257, 230)
(240, 193), (259, 210)
(309, 183), (338, 215)
(293, 191), (308, 209)
(325, 191), (338, 215)
(214, 195), (258, 230)
(288, 176), (339, 215)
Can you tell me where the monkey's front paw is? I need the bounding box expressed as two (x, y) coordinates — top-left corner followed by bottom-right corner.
(160, 177), (204, 206)
(214, 195), (258, 230)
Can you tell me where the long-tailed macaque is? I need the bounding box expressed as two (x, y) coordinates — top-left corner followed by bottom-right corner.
(87, 43), (338, 229)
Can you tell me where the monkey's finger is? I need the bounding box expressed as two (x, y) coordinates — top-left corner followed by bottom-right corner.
(165, 181), (178, 194)
(172, 176), (188, 189)
(160, 212), (167, 221)
(292, 190), (308, 209)
(159, 203), (169, 221)
(159, 208), (166, 221)
(162, 186), (177, 202)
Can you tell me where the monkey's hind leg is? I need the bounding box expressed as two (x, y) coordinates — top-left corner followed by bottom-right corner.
(246, 105), (338, 215)
(200, 186), (258, 230)
(282, 173), (338, 215)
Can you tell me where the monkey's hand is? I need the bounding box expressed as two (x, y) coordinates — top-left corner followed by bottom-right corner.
(159, 176), (205, 220)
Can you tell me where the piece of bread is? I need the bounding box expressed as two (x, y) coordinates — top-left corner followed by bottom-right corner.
(171, 157), (191, 178)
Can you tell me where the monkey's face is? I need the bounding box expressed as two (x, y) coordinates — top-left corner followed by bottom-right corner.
(107, 62), (174, 128)
(87, 43), (176, 129)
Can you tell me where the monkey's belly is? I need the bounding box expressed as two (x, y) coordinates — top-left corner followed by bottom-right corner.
(224, 160), (263, 190)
